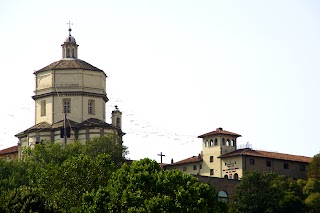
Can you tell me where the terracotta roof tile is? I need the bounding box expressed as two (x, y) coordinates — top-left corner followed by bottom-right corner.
(168, 155), (203, 166)
(219, 149), (311, 163)
(0, 145), (18, 155)
(34, 59), (105, 74)
(198, 127), (241, 138)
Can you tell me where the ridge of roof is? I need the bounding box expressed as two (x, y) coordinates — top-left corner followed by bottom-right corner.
(198, 127), (241, 138)
(219, 148), (311, 163)
(34, 59), (105, 73)
(167, 155), (203, 166)
(0, 145), (18, 155)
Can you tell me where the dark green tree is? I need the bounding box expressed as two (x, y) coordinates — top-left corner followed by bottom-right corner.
(80, 158), (225, 213)
(231, 171), (305, 213)
(0, 185), (57, 213)
(307, 154), (320, 179)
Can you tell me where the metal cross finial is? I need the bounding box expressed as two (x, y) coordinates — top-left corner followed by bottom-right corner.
(157, 152), (165, 166)
(67, 21), (73, 36)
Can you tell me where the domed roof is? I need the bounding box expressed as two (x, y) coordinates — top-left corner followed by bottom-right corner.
(65, 35), (76, 43)
(34, 59), (106, 75)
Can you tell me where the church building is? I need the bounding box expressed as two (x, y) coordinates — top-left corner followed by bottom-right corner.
(15, 26), (124, 159)
(164, 127), (311, 180)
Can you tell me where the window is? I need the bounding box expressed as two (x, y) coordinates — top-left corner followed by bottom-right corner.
(266, 160), (272, 167)
(222, 138), (225, 145)
(284, 162), (289, 169)
(218, 191), (228, 203)
(210, 139), (213, 146)
(63, 99), (71, 113)
(226, 139), (230, 146)
(72, 49), (75, 58)
(205, 140), (208, 147)
(210, 169), (214, 175)
(193, 165), (197, 170)
(199, 164), (202, 169)
(210, 156), (214, 163)
(224, 175), (228, 179)
(214, 138), (218, 146)
(249, 158), (255, 165)
(231, 139), (235, 146)
(300, 165), (306, 171)
(41, 100), (46, 116)
(88, 100), (95, 114)
(67, 48), (70, 58)
(183, 167), (187, 172)
(234, 173), (239, 180)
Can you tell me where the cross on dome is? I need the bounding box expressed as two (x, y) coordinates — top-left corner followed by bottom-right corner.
(67, 21), (73, 36)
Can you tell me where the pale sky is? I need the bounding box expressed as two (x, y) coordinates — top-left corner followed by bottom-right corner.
(0, 0), (320, 163)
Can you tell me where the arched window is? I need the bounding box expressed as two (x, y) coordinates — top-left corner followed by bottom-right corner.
(218, 191), (229, 202)
(214, 138), (218, 146)
(72, 49), (75, 58)
(210, 139), (213, 146)
(67, 48), (70, 58)
(231, 139), (235, 146)
(226, 139), (230, 146)
(205, 140), (208, 147)
(116, 117), (121, 128)
(224, 174), (228, 179)
(234, 173), (239, 180)
(222, 138), (225, 146)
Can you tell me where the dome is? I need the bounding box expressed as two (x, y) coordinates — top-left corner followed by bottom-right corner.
(65, 35), (76, 43)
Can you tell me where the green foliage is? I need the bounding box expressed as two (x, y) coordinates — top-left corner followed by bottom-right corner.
(231, 171), (305, 213)
(80, 158), (225, 213)
(83, 135), (128, 165)
(305, 192), (320, 213)
(304, 178), (320, 195)
(307, 154), (320, 179)
(0, 185), (57, 213)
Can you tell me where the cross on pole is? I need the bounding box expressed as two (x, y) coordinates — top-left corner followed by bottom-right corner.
(157, 152), (165, 166)
(67, 21), (73, 35)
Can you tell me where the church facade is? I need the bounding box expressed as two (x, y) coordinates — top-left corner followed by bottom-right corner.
(164, 127), (311, 180)
(15, 26), (124, 159)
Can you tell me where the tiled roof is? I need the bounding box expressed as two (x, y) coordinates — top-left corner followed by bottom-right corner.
(198, 127), (241, 138)
(15, 119), (125, 137)
(0, 145), (18, 155)
(34, 59), (104, 73)
(168, 155), (203, 166)
(219, 148), (311, 163)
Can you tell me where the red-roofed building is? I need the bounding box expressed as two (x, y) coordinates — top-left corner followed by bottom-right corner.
(164, 127), (311, 180)
(0, 145), (18, 161)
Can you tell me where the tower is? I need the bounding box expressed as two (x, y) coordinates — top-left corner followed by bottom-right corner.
(15, 25), (124, 158)
(197, 127), (241, 177)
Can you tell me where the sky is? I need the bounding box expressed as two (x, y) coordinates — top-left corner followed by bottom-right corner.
(0, 0), (320, 163)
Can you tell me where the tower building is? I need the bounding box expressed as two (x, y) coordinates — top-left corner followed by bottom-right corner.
(15, 26), (124, 158)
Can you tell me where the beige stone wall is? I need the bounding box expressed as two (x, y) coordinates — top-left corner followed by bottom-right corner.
(34, 69), (107, 125)
(201, 136), (237, 178)
(166, 162), (202, 175)
(221, 156), (243, 179)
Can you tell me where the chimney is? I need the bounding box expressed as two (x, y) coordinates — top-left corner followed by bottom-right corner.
(171, 158), (174, 164)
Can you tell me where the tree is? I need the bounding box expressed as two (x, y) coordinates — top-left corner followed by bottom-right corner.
(0, 186), (57, 213)
(305, 192), (320, 213)
(80, 158), (225, 212)
(83, 135), (128, 165)
(35, 154), (117, 210)
(307, 154), (320, 179)
(231, 171), (305, 213)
